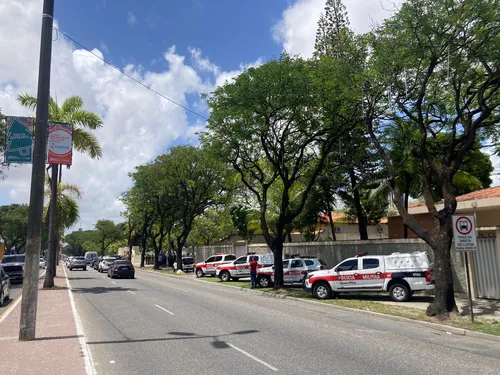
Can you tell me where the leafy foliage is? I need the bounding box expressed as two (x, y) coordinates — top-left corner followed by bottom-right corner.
(0, 204), (29, 253)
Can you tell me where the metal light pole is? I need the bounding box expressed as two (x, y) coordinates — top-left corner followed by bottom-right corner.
(19, 0), (55, 341)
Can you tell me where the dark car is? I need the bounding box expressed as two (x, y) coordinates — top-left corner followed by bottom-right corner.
(69, 256), (87, 271)
(107, 260), (135, 279)
(92, 258), (102, 270)
(0, 255), (25, 283)
(0, 266), (11, 307)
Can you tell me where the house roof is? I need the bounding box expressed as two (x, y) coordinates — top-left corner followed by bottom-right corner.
(408, 186), (500, 208)
(318, 212), (388, 225)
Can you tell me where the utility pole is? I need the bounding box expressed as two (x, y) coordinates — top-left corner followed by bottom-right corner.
(19, 0), (55, 341)
(44, 164), (58, 288)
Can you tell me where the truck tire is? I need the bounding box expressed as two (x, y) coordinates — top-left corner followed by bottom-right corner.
(196, 268), (204, 278)
(389, 283), (410, 302)
(219, 271), (231, 282)
(258, 276), (271, 288)
(313, 282), (332, 300)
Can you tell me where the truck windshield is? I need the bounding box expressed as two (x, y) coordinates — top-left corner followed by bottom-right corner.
(1, 255), (26, 263)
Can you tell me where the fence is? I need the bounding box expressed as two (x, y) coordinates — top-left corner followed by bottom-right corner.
(472, 237), (500, 299)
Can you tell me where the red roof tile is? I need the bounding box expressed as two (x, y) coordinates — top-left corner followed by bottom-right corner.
(408, 186), (500, 210)
(318, 212), (388, 224)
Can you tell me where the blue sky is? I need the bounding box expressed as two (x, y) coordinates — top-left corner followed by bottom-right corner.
(57, 0), (284, 79)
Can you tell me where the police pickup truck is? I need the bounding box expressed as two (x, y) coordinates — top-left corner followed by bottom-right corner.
(303, 252), (434, 302)
(216, 254), (273, 282)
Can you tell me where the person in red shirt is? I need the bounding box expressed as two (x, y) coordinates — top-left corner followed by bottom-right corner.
(249, 257), (258, 289)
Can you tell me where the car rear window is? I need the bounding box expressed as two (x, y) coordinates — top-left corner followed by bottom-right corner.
(225, 255), (236, 261)
(115, 261), (132, 265)
(1, 255), (25, 263)
(214, 256), (223, 262)
(304, 260), (314, 266)
(183, 258), (194, 264)
(363, 258), (380, 269)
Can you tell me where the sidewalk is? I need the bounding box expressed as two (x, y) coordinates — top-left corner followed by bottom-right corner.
(0, 266), (89, 375)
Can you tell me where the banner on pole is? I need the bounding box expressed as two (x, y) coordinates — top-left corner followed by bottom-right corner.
(48, 122), (73, 165)
(4, 117), (34, 163)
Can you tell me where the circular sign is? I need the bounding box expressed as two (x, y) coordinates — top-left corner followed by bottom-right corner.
(455, 216), (473, 235)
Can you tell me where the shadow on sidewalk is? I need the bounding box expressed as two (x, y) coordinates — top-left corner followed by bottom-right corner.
(34, 334), (83, 341)
(71, 286), (139, 295)
(86, 329), (259, 347)
(461, 300), (500, 318)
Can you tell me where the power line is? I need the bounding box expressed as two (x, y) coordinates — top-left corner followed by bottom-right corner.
(53, 27), (209, 121)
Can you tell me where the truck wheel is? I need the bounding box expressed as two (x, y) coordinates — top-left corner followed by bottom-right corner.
(258, 276), (270, 288)
(196, 268), (204, 278)
(220, 271), (230, 282)
(313, 282), (332, 300)
(389, 283), (410, 302)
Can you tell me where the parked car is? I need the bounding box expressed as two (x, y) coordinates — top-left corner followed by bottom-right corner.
(107, 260), (135, 279)
(173, 257), (195, 272)
(216, 254), (273, 282)
(98, 257), (116, 273)
(39, 258), (46, 269)
(257, 258), (324, 288)
(0, 255), (25, 283)
(303, 252), (434, 302)
(69, 256), (87, 271)
(194, 254), (236, 278)
(0, 266), (11, 307)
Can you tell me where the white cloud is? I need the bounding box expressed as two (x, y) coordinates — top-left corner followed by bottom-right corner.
(127, 11), (137, 26)
(214, 59), (263, 88)
(0, 0), (259, 231)
(99, 40), (109, 54)
(273, 0), (401, 57)
(189, 47), (220, 75)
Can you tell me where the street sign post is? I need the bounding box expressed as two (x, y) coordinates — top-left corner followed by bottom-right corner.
(452, 214), (478, 322)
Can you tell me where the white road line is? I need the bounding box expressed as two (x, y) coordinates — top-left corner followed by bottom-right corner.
(127, 290), (136, 295)
(63, 266), (96, 375)
(155, 304), (175, 315)
(162, 284), (189, 293)
(111, 281), (116, 285)
(227, 343), (278, 372)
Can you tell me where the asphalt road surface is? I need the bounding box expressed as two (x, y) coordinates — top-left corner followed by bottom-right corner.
(0, 269), (45, 316)
(67, 268), (500, 375)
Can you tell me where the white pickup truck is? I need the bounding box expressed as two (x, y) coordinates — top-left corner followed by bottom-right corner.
(216, 254), (273, 282)
(303, 252), (434, 302)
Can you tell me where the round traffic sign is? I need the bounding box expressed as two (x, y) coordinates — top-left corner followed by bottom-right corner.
(455, 216), (473, 235)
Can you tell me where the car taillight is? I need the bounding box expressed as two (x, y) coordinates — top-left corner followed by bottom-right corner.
(130, 266), (134, 269)
(114, 266), (119, 270)
(425, 270), (431, 282)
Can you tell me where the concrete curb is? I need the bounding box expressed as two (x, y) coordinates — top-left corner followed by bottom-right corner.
(194, 278), (500, 343)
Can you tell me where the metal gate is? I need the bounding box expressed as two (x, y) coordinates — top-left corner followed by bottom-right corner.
(472, 237), (500, 300)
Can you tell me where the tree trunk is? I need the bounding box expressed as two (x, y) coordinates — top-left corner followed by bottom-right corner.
(153, 246), (160, 270)
(287, 231), (292, 243)
(44, 164), (58, 288)
(403, 180), (410, 239)
(426, 220), (458, 316)
(272, 236), (285, 289)
(128, 242), (133, 261)
(176, 247), (183, 272)
(327, 210), (336, 241)
(349, 167), (368, 240)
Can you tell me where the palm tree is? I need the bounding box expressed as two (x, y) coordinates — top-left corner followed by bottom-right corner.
(44, 178), (82, 232)
(17, 94), (103, 159)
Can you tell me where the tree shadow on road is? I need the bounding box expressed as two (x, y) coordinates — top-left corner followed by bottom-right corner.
(70, 286), (139, 294)
(85, 329), (260, 348)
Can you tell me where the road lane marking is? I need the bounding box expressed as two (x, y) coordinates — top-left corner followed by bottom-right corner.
(111, 281), (116, 285)
(63, 265), (96, 375)
(227, 343), (278, 372)
(0, 295), (22, 324)
(127, 290), (136, 295)
(162, 284), (188, 293)
(155, 304), (174, 315)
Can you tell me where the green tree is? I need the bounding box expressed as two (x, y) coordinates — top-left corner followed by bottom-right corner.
(187, 208), (235, 246)
(63, 230), (98, 256)
(0, 204), (29, 253)
(95, 220), (124, 256)
(204, 54), (356, 288)
(44, 179), (82, 232)
(364, 0), (500, 316)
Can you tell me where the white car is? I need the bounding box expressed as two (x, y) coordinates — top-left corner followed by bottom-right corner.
(304, 252), (434, 302)
(173, 257), (195, 272)
(194, 254), (236, 278)
(98, 257), (116, 273)
(39, 258), (46, 269)
(257, 258), (325, 288)
(216, 254), (272, 282)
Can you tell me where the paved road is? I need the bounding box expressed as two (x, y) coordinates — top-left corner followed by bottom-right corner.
(67, 267), (500, 375)
(0, 269), (45, 316)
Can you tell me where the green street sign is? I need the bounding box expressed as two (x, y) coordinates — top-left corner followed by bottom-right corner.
(5, 117), (34, 163)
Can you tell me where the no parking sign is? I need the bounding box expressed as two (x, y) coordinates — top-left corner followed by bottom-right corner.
(452, 215), (477, 251)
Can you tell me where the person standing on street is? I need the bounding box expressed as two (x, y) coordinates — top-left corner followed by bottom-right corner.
(250, 256), (258, 289)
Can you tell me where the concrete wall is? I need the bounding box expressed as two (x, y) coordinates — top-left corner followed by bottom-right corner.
(193, 239), (466, 293)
